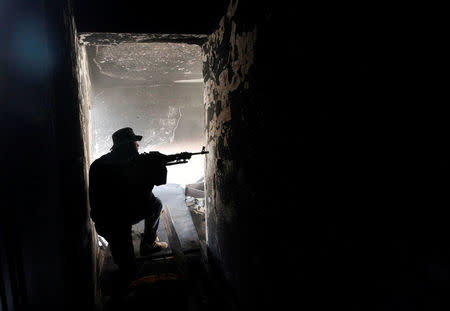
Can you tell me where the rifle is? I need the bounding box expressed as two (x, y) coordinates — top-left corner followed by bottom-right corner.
(165, 146), (209, 166)
(138, 147), (208, 186)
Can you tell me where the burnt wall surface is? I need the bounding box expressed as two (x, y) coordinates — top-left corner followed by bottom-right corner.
(202, 0), (257, 306)
(1, 0), (95, 310)
(203, 0), (448, 310)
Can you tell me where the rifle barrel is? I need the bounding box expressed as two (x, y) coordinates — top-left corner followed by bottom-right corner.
(189, 151), (209, 156)
(166, 160), (188, 166)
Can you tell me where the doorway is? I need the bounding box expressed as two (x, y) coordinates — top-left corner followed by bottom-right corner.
(82, 35), (208, 264)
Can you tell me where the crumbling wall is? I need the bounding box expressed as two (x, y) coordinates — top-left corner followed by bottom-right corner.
(204, 2), (450, 311)
(202, 0), (258, 307)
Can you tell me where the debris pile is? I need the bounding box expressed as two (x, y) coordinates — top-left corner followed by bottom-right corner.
(185, 196), (205, 215)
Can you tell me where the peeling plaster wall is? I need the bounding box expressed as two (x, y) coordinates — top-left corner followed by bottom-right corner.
(204, 1), (449, 310)
(202, 0), (259, 307)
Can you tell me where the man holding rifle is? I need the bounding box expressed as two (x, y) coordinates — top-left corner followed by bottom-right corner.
(88, 127), (206, 289)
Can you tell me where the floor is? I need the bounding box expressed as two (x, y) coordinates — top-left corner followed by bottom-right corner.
(97, 184), (233, 311)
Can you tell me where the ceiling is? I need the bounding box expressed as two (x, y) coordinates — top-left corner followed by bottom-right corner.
(73, 0), (230, 34)
(88, 42), (203, 88)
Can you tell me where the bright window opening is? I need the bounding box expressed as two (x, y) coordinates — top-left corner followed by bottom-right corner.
(87, 41), (205, 186)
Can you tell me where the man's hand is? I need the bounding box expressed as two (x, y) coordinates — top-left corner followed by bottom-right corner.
(179, 152), (192, 160)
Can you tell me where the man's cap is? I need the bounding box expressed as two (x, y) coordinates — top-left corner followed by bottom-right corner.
(111, 127), (142, 149)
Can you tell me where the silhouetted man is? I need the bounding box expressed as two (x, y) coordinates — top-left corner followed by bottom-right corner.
(89, 127), (181, 288)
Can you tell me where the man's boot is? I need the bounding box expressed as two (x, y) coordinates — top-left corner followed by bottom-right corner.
(140, 235), (168, 256)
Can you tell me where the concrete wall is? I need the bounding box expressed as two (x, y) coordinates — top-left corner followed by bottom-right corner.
(1, 1), (96, 309)
(202, 0), (258, 308)
(75, 29), (100, 308)
(203, 1), (448, 310)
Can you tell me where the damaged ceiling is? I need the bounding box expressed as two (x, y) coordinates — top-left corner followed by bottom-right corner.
(92, 42), (202, 83)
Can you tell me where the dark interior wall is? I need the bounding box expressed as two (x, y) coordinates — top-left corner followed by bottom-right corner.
(1, 0), (95, 309)
(261, 4), (448, 310)
(202, 1), (257, 306)
(203, 1), (448, 310)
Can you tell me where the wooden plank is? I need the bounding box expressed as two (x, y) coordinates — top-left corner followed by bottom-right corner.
(185, 186), (204, 198)
(161, 205), (187, 277)
(153, 185), (201, 252)
(185, 182), (204, 191)
(161, 206), (182, 252)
